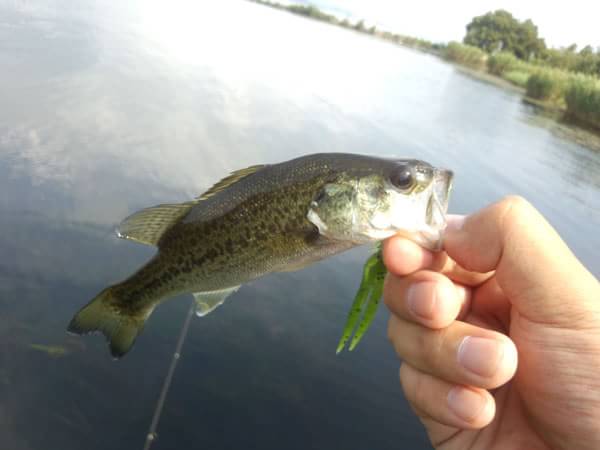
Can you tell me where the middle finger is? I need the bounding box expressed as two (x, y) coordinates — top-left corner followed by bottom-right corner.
(387, 315), (518, 390)
(384, 270), (471, 329)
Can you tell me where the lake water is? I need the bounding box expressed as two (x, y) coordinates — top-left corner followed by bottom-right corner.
(1, 1), (599, 449)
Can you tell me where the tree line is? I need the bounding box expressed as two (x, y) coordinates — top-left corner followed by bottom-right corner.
(463, 10), (600, 77)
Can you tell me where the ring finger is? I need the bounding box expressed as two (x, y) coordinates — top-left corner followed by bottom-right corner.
(399, 363), (496, 430)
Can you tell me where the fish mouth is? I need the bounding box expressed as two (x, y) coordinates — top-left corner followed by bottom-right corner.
(426, 169), (453, 228)
(419, 168), (453, 250)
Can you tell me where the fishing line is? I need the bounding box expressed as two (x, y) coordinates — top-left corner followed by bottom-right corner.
(143, 299), (196, 450)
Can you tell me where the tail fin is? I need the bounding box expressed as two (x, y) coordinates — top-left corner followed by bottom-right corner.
(67, 287), (153, 358)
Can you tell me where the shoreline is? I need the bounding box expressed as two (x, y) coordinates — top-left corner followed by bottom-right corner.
(248, 0), (600, 146)
(448, 66), (600, 151)
(453, 66), (564, 114)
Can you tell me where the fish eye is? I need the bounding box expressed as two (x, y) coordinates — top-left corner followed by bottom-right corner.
(390, 167), (415, 190)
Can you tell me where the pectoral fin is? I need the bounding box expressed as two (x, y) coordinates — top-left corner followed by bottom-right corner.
(193, 286), (240, 317)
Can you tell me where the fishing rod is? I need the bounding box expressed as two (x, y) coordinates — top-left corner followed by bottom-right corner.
(143, 299), (196, 450)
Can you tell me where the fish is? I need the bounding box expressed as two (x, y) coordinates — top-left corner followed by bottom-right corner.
(67, 153), (453, 358)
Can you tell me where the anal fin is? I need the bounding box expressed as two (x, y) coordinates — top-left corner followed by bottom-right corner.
(193, 286), (240, 317)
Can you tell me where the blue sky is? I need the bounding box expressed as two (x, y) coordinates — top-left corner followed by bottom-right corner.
(294, 0), (599, 49)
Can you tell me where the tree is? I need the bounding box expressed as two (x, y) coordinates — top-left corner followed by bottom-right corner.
(354, 20), (365, 32)
(575, 45), (600, 75)
(514, 19), (545, 60)
(464, 10), (545, 59)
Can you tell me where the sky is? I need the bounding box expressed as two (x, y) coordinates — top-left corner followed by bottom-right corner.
(303, 0), (600, 50)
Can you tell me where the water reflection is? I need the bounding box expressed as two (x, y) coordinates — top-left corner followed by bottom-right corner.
(0, 1), (599, 450)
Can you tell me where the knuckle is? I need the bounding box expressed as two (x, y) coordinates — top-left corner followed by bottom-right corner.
(501, 194), (528, 208)
(387, 316), (404, 349)
(412, 378), (429, 413)
(399, 364), (417, 400)
(382, 274), (396, 309)
(495, 195), (535, 246)
(419, 327), (448, 369)
(400, 364), (430, 415)
(398, 363), (410, 386)
(497, 195), (532, 222)
(386, 318), (395, 342)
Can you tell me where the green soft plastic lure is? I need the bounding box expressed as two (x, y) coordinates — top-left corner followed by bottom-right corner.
(336, 242), (387, 353)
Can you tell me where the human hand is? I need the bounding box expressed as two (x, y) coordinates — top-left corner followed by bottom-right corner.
(383, 196), (600, 450)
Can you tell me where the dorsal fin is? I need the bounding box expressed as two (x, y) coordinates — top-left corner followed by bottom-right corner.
(117, 164), (267, 246)
(196, 164), (266, 200)
(117, 202), (196, 246)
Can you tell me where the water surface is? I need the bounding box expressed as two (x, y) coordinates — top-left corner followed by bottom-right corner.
(1, 1), (599, 450)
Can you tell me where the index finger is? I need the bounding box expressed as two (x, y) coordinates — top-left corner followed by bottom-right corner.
(382, 232), (492, 287)
(382, 237), (443, 276)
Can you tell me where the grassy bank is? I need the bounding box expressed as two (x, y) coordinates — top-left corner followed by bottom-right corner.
(445, 43), (600, 130)
(444, 42), (487, 70)
(565, 75), (600, 127)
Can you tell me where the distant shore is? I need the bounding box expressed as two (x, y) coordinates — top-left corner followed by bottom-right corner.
(453, 66), (600, 152)
(441, 43), (600, 133)
(247, 0), (443, 54)
(248, 0), (600, 137)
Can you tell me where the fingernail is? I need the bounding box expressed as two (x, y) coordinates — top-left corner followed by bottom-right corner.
(445, 214), (466, 232)
(447, 386), (487, 422)
(457, 336), (503, 378)
(407, 282), (436, 320)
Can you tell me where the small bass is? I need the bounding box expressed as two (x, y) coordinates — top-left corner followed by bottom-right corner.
(68, 153), (453, 357)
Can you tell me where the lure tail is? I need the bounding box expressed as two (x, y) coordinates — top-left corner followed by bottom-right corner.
(67, 286), (154, 358)
(336, 244), (386, 353)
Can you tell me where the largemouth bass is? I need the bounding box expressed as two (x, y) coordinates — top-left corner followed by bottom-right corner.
(68, 153), (453, 357)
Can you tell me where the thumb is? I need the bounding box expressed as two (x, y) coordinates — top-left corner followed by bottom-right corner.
(443, 196), (599, 325)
